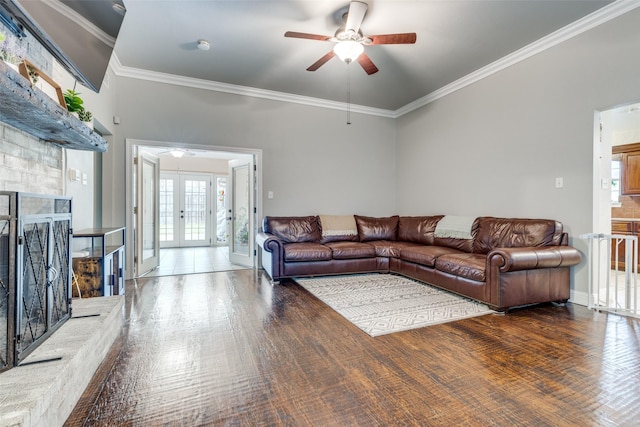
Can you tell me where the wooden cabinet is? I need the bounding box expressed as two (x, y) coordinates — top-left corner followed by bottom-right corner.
(613, 142), (640, 195)
(72, 227), (125, 297)
(621, 151), (640, 195)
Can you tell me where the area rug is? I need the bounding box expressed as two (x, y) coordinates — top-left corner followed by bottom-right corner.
(295, 274), (495, 337)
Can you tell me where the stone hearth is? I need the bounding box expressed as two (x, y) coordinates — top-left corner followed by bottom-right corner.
(0, 296), (123, 426)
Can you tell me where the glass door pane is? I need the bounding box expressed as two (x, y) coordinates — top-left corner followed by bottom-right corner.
(179, 174), (211, 247)
(216, 176), (227, 245)
(142, 160), (156, 260)
(136, 150), (159, 276)
(159, 173), (179, 247)
(232, 165), (249, 256)
(159, 178), (174, 242)
(228, 159), (254, 267)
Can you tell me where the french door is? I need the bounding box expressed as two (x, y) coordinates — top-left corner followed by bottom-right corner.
(136, 150), (160, 276)
(160, 172), (212, 248)
(227, 158), (255, 267)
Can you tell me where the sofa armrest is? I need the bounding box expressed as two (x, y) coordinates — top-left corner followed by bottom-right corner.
(488, 246), (582, 272)
(257, 231), (283, 253)
(256, 232), (284, 281)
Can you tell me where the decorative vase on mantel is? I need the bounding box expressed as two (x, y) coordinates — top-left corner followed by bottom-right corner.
(78, 109), (93, 131)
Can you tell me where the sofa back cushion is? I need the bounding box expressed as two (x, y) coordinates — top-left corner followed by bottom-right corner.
(319, 214), (359, 243)
(263, 216), (321, 243)
(472, 217), (564, 254)
(398, 216), (444, 245)
(355, 215), (399, 242)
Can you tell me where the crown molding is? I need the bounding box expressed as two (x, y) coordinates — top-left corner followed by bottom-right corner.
(111, 0), (638, 120)
(110, 56), (396, 118)
(393, 0), (640, 118)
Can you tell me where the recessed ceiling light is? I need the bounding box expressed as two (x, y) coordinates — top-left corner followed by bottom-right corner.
(197, 39), (211, 51)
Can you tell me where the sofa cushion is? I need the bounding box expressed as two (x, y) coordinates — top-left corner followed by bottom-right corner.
(283, 242), (332, 262)
(473, 217), (563, 254)
(355, 215), (399, 242)
(399, 245), (466, 267)
(398, 216), (444, 245)
(319, 214), (359, 243)
(263, 216), (321, 243)
(325, 241), (376, 259)
(435, 253), (487, 282)
(366, 240), (421, 258)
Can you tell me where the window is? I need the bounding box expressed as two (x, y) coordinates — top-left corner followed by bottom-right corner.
(611, 159), (621, 204)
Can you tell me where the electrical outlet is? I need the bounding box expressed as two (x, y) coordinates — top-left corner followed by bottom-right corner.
(555, 177), (564, 188)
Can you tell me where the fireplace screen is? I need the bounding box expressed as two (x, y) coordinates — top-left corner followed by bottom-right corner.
(0, 217), (11, 372)
(0, 192), (72, 372)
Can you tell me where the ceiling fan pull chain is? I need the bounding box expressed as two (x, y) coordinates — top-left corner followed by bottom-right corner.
(347, 66), (351, 125)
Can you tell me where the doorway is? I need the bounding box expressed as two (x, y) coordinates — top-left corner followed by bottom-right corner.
(590, 102), (640, 313)
(595, 102), (640, 234)
(125, 139), (261, 279)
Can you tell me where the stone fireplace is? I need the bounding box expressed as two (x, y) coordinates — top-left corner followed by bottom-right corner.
(0, 34), (115, 426)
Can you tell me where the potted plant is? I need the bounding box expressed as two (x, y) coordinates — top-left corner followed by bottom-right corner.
(63, 88), (93, 128)
(63, 89), (84, 115)
(0, 30), (26, 71)
(78, 108), (93, 130)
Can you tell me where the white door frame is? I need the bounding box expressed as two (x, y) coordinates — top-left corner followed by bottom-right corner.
(124, 138), (262, 280)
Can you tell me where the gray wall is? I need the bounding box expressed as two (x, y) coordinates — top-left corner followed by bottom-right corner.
(64, 65), (118, 231)
(396, 8), (640, 302)
(106, 77), (397, 230)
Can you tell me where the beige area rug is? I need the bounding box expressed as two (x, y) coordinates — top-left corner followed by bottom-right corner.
(295, 274), (496, 337)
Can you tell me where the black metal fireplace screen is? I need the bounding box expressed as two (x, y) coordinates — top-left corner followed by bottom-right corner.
(1, 192), (72, 373)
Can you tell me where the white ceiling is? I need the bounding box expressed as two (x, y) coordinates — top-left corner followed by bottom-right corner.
(113, 0), (615, 112)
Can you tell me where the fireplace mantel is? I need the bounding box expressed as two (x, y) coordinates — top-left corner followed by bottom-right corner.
(0, 61), (107, 152)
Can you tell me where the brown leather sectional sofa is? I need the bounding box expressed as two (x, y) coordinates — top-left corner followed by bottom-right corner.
(256, 215), (582, 311)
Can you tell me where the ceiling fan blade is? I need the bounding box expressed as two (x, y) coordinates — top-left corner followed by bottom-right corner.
(307, 51), (336, 72)
(357, 52), (378, 75)
(284, 31), (332, 41)
(345, 1), (368, 35)
(367, 33), (417, 45)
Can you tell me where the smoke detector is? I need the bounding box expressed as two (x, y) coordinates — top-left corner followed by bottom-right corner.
(197, 39), (211, 51)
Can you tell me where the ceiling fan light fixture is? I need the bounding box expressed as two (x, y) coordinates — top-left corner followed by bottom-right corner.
(333, 40), (364, 64)
(170, 149), (186, 158)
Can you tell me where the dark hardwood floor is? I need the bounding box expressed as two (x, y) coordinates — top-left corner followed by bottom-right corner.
(65, 270), (640, 426)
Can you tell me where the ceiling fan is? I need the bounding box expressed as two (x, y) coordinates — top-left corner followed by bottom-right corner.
(284, 1), (416, 75)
